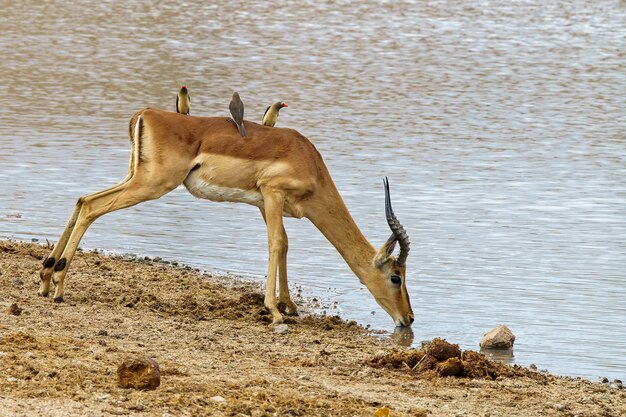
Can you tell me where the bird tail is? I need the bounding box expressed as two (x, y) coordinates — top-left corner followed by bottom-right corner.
(238, 122), (247, 137)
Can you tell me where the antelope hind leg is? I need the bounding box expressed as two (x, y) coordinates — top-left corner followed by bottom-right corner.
(49, 171), (178, 302)
(39, 174), (134, 297)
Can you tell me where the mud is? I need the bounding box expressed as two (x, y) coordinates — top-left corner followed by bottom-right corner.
(0, 240), (624, 416)
(367, 338), (550, 382)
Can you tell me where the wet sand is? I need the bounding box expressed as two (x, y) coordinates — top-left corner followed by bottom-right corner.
(0, 240), (624, 416)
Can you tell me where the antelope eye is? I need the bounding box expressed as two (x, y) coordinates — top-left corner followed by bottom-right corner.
(390, 275), (402, 285)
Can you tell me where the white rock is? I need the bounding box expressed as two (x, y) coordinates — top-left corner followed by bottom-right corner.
(274, 324), (289, 335)
(479, 325), (515, 350)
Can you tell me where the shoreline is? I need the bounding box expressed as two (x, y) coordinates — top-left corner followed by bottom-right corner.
(1, 240), (624, 416)
(13, 237), (622, 382)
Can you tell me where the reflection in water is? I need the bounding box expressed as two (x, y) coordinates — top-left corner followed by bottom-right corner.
(480, 348), (515, 365)
(0, 0), (624, 381)
(388, 326), (416, 348)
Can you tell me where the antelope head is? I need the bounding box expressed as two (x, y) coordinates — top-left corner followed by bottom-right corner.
(370, 177), (414, 327)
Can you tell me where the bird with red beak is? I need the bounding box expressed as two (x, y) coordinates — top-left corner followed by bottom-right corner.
(262, 101), (288, 127)
(176, 85), (190, 115)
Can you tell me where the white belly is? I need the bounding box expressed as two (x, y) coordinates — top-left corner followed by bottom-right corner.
(183, 175), (264, 208)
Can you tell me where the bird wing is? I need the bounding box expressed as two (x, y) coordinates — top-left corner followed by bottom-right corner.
(176, 95), (180, 113)
(263, 106), (270, 119)
(229, 101), (243, 121)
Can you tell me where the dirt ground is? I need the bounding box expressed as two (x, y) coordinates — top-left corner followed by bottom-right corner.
(0, 240), (624, 417)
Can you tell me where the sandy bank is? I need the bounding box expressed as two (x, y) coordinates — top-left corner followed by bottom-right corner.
(0, 241), (623, 416)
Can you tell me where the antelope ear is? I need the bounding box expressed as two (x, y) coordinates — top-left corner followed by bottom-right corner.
(374, 235), (397, 268)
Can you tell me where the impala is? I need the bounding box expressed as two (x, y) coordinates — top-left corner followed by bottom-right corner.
(39, 108), (414, 326)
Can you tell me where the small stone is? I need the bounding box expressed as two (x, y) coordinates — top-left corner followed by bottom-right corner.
(97, 330), (108, 336)
(529, 364), (538, 371)
(14, 279), (24, 286)
(274, 324), (289, 335)
(554, 403), (567, 411)
(116, 356), (160, 390)
(479, 325), (515, 350)
(7, 303), (22, 316)
(210, 395), (226, 403)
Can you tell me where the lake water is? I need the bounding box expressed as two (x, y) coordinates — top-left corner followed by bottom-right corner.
(0, 0), (624, 381)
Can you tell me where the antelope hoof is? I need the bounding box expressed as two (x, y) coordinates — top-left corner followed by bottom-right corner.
(267, 309), (284, 325)
(282, 301), (299, 316)
(53, 296), (65, 303)
(38, 271), (51, 297)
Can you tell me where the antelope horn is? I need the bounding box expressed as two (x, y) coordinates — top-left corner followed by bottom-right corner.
(383, 177), (410, 266)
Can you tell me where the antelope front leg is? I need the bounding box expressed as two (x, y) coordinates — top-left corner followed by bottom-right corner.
(278, 240), (298, 316)
(261, 189), (288, 324)
(259, 207), (298, 317)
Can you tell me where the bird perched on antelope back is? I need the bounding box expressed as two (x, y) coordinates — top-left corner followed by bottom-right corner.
(176, 85), (190, 115)
(229, 92), (246, 137)
(262, 101), (288, 127)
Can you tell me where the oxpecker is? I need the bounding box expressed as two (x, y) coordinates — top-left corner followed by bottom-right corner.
(262, 101), (288, 127)
(176, 85), (190, 115)
(229, 92), (246, 137)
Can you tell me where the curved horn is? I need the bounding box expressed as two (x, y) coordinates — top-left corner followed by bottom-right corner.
(384, 177), (410, 266)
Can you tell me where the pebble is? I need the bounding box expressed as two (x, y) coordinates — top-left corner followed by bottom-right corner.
(274, 324), (289, 335)
(554, 403), (567, 411)
(116, 356), (161, 390)
(7, 303), (22, 316)
(210, 396), (226, 403)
